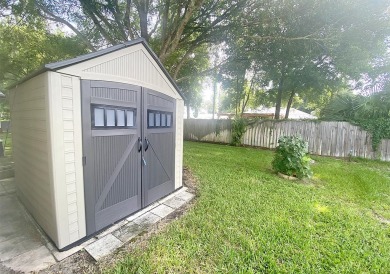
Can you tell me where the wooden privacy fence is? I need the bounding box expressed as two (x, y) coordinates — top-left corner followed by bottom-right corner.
(184, 119), (390, 161)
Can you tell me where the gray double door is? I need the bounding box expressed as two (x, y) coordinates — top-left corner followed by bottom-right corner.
(81, 80), (175, 235)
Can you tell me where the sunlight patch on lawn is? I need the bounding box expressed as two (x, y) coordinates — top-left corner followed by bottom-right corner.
(314, 203), (330, 213)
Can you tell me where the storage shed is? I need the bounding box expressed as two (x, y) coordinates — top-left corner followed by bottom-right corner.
(9, 38), (184, 250)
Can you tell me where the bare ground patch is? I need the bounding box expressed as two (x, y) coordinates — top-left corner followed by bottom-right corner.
(372, 209), (390, 225)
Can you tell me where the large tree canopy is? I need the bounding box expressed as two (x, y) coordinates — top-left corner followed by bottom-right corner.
(0, 21), (88, 86)
(9, 0), (247, 113)
(0, 20), (89, 118)
(1, 0), (389, 118)
(3, 0), (245, 75)
(219, 0), (390, 118)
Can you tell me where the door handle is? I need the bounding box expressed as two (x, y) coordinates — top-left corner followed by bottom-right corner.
(144, 138), (149, 152)
(138, 137), (142, 152)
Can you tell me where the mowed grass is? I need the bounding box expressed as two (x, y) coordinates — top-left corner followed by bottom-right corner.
(109, 141), (390, 273)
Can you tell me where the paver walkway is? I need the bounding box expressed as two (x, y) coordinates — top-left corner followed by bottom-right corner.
(84, 187), (194, 261)
(0, 177), (194, 273)
(0, 178), (56, 273)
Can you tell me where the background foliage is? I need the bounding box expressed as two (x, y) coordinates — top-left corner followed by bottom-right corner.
(0, 0), (389, 122)
(320, 85), (390, 151)
(0, 20), (89, 118)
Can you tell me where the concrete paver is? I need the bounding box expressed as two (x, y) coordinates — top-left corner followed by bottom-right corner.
(126, 202), (160, 222)
(0, 220), (35, 243)
(163, 196), (188, 209)
(150, 204), (175, 218)
(0, 196), (44, 260)
(3, 245), (56, 273)
(84, 234), (123, 261)
(96, 219), (128, 239)
(51, 245), (83, 262)
(133, 212), (161, 227)
(175, 191), (195, 202)
(0, 187), (56, 272)
(113, 222), (143, 243)
(0, 185), (6, 195)
(0, 234), (43, 262)
(0, 178), (16, 195)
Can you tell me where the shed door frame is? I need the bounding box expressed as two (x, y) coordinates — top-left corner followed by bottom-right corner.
(81, 80), (176, 236)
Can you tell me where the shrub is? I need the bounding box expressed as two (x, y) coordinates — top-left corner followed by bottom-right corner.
(231, 116), (247, 146)
(272, 136), (313, 179)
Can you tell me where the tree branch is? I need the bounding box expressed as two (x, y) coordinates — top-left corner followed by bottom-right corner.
(148, 14), (160, 38)
(79, 2), (117, 45)
(176, 59), (228, 83)
(159, 0), (204, 62)
(35, 3), (96, 51)
(107, 0), (129, 40)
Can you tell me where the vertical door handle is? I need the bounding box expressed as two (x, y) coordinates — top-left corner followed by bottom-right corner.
(138, 137), (142, 152)
(144, 138), (149, 151)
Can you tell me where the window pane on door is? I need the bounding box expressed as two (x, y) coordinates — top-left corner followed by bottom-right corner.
(167, 114), (172, 127)
(127, 110), (134, 127)
(117, 110), (125, 126)
(94, 108), (105, 127)
(148, 112), (154, 127)
(106, 109), (115, 126)
(156, 113), (161, 127)
(161, 113), (166, 127)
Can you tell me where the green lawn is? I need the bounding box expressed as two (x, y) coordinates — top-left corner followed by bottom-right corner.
(109, 141), (390, 273)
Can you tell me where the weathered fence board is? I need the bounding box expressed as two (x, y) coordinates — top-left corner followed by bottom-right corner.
(184, 119), (390, 161)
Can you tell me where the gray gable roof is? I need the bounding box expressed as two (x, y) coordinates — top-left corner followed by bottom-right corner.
(9, 38), (185, 100)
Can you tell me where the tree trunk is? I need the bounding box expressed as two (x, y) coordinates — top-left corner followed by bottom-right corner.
(187, 105), (191, 119)
(235, 76), (239, 116)
(212, 72), (217, 119)
(135, 0), (149, 41)
(241, 92), (250, 115)
(285, 90), (295, 119)
(241, 70), (257, 115)
(161, 0), (170, 42)
(275, 77), (284, 120)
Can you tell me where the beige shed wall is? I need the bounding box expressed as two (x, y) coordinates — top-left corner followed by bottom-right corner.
(175, 99), (184, 189)
(10, 72), (58, 244)
(47, 72), (86, 248)
(57, 43), (182, 101)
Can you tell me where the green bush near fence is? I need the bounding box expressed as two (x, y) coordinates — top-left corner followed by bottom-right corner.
(272, 136), (313, 179)
(230, 116), (247, 146)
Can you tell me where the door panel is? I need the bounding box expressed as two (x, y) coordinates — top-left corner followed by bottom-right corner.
(82, 82), (177, 235)
(143, 89), (176, 206)
(82, 80), (142, 235)
(146, 133), (174, 189)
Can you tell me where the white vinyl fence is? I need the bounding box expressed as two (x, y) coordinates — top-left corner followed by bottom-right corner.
(184, 119), (390, 161)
